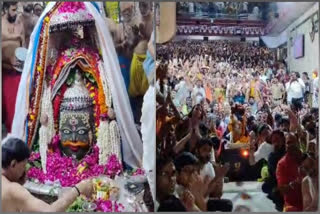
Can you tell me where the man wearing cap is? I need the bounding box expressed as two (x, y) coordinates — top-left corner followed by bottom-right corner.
(2, 2), (26, 133)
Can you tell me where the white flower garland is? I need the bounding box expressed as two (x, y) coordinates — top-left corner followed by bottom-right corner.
(108, 120), (121, 161)
(96, 60), (118, 164)
(97, 120), (109, 165)
(39, 127), (48, 173)
(39, 84), (54, 173)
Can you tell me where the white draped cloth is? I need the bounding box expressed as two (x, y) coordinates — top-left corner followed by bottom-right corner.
(141, 85), (156, 200)
(12, 2), (143, 168)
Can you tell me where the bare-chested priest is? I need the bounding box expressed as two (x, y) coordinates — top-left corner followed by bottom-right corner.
(2, 2), (25, 133)
(1, 137), (94, 212)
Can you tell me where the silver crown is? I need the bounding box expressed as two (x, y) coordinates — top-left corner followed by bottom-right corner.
(60, 70), (93, 111)
(49, 2), (95, 33)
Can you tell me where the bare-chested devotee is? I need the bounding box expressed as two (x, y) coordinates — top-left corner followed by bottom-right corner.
(21, 2), (39, 47)
(33, 2), (44, 17)
(1, 137), (94, 212)
(128, 2), (154, 122)
(106, 2), (141, 59)
(2, 2), (25, 133)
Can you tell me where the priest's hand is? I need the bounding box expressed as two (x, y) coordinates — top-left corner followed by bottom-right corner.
(76, 179), (94, 198)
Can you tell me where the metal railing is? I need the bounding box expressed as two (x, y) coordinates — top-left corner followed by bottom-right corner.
(177, 11), (261, 21)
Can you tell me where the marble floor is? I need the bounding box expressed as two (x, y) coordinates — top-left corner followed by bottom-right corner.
(222, 181), (278, 212)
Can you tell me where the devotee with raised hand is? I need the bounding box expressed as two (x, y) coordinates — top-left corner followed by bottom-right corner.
(157, 39), (319, 212)
(195, 138), (233, 212)
(276, 133), (304, 212)
(1, 137), (94, 212)
(174, 152), (207, 211)
(248, 124), (273, 166)
(2, 1), (25, 134)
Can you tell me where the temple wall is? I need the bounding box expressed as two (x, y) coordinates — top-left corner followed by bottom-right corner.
(286, 3), (319, 76)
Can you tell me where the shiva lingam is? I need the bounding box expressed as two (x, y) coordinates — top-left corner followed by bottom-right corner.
(58, 70), (95, 160)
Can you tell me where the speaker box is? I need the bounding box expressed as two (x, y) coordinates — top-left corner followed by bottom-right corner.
(204, 36), (209, 41)
(240, 37), (246, 42)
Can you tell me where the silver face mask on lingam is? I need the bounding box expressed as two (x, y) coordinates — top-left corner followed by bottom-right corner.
(59, 69), (95, 160)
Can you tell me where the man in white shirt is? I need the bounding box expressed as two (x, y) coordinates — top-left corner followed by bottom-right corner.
(286, 72), (305, 105)
(312, 76), (319, 109)
(195, 138), (233, 212)
(174, 76), (191, 108)
(249, 124), (274, 165)
(192, 80), (206, 106)
(196, 139), (216, 181)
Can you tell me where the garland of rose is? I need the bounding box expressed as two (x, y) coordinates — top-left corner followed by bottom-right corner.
(28, 148), (126, 212)
(27, 146), (122, 187)
(27, 146), (145, 187)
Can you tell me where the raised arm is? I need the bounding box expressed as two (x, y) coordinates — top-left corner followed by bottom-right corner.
(173, 131), (192, 154)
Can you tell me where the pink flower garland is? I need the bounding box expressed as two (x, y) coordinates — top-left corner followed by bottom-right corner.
(27, 146), (123, 187)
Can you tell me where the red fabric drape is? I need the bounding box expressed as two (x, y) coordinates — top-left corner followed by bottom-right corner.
(2, 70), (21, 133)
